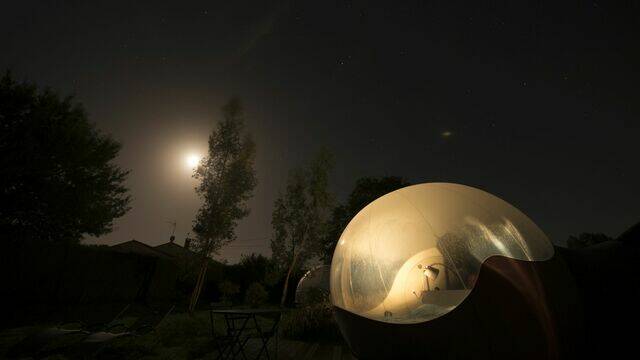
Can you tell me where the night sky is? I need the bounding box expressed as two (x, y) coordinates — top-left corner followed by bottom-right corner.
(2, 1), (639, 262)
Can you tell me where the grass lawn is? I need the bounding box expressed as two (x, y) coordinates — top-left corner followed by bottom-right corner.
(0, 305), (346, 360)
(0, 311), (209, 359)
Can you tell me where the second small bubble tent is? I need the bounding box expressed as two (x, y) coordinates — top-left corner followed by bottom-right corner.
(295, 265), (331, 305)
(330, 182), (554, 324)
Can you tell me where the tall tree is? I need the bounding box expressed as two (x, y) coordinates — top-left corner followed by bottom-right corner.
(271, 149), (333, 306)
(320, 176), (411, 262)
(0, 72), (130, 244)
(566, 232), (614, 249)
(189, 97), (257, 312)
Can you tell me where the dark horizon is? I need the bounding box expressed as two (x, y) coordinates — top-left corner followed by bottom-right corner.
(2, 0), (639, 261)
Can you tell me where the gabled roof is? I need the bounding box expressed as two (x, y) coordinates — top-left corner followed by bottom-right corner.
(110, 239), (172, 259)
(110, 239), (223, 266)
(154, 241), (197, 259)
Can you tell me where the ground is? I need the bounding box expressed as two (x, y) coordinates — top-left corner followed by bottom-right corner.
(0, 309), (354, 359)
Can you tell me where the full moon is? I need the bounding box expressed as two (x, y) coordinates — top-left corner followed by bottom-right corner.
(185, 153), (201, 169)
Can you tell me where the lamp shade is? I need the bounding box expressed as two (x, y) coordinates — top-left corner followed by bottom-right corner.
(424, 265), (439, 280)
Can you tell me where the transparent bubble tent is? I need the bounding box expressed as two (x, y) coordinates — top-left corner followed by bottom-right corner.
(295, 265), (330, 305)
(330, 183), (554, 324)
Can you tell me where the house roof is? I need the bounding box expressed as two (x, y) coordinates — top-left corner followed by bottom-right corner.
(110, 239), (173, 259)
(110, 239), (223, 266)
(154, 241), (196, 258)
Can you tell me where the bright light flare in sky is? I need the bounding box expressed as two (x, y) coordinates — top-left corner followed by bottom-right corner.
(185, 153), (201, 169)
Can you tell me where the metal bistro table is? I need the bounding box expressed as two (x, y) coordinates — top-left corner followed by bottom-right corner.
(209, 308), (283, 360)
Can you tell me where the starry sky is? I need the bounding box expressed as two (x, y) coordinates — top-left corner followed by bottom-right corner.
(2, 1), (639, 262)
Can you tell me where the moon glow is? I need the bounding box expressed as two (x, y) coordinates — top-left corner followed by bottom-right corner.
(185, 153), (201, 169)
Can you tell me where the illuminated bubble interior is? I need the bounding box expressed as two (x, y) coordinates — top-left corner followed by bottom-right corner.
(330, 183), (554, 324)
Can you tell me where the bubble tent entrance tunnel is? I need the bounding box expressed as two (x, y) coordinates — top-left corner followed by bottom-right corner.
(330, 183), (554, 324)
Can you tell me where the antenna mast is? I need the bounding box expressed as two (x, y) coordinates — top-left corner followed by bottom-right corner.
(166, 220), (177, 242)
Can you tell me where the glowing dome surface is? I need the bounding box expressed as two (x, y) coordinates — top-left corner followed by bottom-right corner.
(330, 183), (553, 324)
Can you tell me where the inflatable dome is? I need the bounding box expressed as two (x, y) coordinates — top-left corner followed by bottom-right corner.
(295, 265), (330, 305)
(330, 183), (554, 324)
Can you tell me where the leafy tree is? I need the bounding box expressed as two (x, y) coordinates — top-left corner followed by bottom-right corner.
(0, 72), (130, 244)
(218, 280), (240, 304)
(188, 97), (257, 312)
(244, 282), (269, 307)
(617, 221), (639, 247)
(236, 253), (278, 286)
(320, 176), (410, 262)
(271, 149), (334, 306)
(567, 232), (614, 249)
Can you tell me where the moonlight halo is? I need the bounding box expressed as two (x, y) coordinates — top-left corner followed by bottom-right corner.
(185, 153), (201, 169)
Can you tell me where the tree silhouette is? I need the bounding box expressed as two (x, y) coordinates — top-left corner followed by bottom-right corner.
(0, 72), (130, 244)
(271, 149), (334, 306)
(189, 97), (257, 312)
(320, 176), (410, 262)
(567, 232), (614, 249)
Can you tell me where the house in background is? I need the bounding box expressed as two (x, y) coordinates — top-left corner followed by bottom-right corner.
(110, 239), (173, 259)
(111, 236), (196, 260)
(110, 236), (219, 279)
(155, 236), (197, 259)
(154, 236), (200, 275)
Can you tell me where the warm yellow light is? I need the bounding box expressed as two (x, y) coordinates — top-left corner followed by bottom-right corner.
(185, 153), (201, 169)
(330, 183), (555, 324)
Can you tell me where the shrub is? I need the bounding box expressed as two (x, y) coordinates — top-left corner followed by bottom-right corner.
(298, 287), (330, 305)
(280, 301), (341, 342)
(218, 281), (240, 304)
(244, 282), (268, 307)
